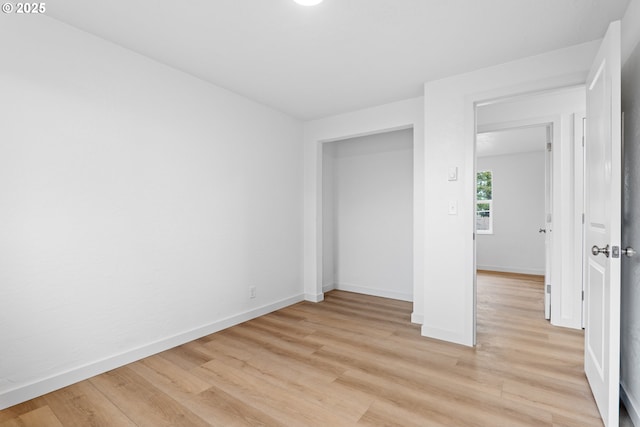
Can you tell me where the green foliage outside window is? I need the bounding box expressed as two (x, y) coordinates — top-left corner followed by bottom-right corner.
(477, 171), (492, 200)
(476, 171), (493, 233)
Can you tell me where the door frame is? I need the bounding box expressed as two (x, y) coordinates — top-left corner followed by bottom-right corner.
(470, 85), (587, 343)
(302, 97), (424, 320)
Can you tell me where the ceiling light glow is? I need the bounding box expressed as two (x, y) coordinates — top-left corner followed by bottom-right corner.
(294, 0), (323, 6)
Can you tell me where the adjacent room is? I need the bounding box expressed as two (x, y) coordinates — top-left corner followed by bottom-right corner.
(1, 1), (640, 426)
(475, 125), (547, 276)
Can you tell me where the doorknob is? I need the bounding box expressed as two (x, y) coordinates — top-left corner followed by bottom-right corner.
(592, 244), (610, 257)
(622, 247), (636, 258)
(539, 228), (546, 233)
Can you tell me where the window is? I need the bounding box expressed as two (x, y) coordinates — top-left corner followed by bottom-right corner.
(476, 170), (493, 234)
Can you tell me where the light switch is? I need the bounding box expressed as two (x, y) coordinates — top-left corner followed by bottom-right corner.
(448, 167), (458, 181)
(448, 200), (457, 215)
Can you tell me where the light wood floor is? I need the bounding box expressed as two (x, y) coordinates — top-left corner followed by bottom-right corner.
(0, 271), (603, 426)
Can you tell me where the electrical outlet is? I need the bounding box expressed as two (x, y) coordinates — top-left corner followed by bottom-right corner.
(249, 286), (256, 299)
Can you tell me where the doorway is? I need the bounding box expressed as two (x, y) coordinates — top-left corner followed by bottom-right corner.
(475, 123), (551, 317)
(322, 128), (414, 302)
(473, 86), (586, 337)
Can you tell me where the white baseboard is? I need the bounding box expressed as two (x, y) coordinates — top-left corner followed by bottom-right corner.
(322, 283), (335, 293)
(621, 382), (640, 427)
(476, 265), (545, 276)
(411, 312), (424, 324)
(335, 282), (412, 302)
(0, 294), (304, 410)
(304, 292), (324, 303)
(421, 325), (474, 347)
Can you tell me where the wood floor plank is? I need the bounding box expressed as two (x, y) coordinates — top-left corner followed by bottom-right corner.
(129, 355), (280, 427)
(158, 341), (215, 372)
(502, 379), (601, 423)
(90, 367), (211, 427)
(0, 399), (47, 424)
(357, 399), (449, 427)
(0, 406), (63, 427)
(0, 271), (603, 426)
(135, 355), (211, 395)
(195, 360), (352, 426)
(195, 338), (367, 422)
(347, 365), (557, 427)
(42, 381), (136, 427)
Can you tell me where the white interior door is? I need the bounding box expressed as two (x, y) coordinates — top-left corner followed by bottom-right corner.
(544, 125), (553, 320)
(584, 21), (621, 427)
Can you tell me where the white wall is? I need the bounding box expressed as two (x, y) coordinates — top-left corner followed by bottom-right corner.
(423, 40), (598, 346)
(621, 0), (640, 424)
(476, 151), (546, 275)
(0, 16), (303, 409)
(304, 97), (424, 322)
(327, 129), (413, 301)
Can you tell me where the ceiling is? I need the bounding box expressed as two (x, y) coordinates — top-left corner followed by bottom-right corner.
(47, 0), (630, 120)
(476, 126), (548, 157)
